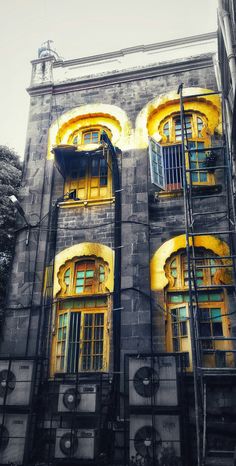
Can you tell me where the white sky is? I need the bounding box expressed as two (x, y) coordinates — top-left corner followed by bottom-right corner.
(0, 0), (218, 158)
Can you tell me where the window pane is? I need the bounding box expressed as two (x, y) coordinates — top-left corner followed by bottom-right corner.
(76, 286), (84, 294)
(76, 279), (84, 286)
(91, 159), (99, 176)
(86, 270), (94, 278)
(200, 323), (211, 336)
(180, 321), (187, 336)
(173, 339), (180, 351)
(211, 308), (222, 322)
(179, 307), (187, 320)
(78, 159), (87, 177)
(212, 322), (223, 336)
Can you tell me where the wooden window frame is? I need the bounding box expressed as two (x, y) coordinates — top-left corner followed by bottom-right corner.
(55, 305), (109, 373)
(64, 152), (112, 203)
(167, 297), (231, 369)
(165, 249), (232, 369)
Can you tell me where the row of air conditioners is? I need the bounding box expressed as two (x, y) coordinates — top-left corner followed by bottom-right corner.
(128, 355), (179, 407)
(0, 413), (181, 463)
(0, 359), (99, 413)
(54, 414), (181, 461)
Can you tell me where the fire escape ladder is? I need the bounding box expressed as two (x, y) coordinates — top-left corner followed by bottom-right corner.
(179, 84), (236, 466)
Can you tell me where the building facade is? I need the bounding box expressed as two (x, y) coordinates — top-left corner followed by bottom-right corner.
(1, 32), (236, 466)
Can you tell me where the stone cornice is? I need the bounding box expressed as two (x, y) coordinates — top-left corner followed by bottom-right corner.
(27, 55), (214, 97)
(53, 32), (217, 68)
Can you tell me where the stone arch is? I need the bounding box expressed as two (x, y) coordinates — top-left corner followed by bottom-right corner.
(47, 103), (133, 159)
(53, 242), (114, 296)
(135, 87), (221, 149)
(150, 234), (230, 291)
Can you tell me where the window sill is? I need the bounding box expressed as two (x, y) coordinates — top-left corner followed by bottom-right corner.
(58, 197), (115, 208)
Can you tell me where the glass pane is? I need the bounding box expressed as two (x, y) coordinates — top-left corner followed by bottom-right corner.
(173, 339), (180, 351)
(169, 294), (183, 303)
(172, 324), (179, 337)
(78, 159), (87, 178)
(210, 293), (222, 301)
(91, 158), (99, 176)
(100, 159), (108, 176)
(179, 307), (187, 320)
(92, 131), (99, 142)
(76, 286), (84, 294)
(201, 309), (210, 321)
(76, 279), (84, 285)
(180, 321), (187, 336)
(211, 308), (222, 322)
(213, 322), (223, 336)
(198, 293), (209, 302)
(86, 270), (94, 278)
(200, 323), (211, 336)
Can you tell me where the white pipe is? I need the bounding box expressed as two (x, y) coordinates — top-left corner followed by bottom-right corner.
(218, 0), (236, 93)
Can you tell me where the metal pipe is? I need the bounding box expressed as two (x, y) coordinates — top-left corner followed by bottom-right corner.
(202, 384), (207, 464)
(218, 0), (236, 93)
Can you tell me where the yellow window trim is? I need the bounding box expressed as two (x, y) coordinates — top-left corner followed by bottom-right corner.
(57, 256), (109, 298)
(53, 243), (114, 298)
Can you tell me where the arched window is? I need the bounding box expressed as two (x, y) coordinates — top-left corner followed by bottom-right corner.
(64, 127), (112, 203)
(165, 249), (232, 369)
(68, 126), (112, 147)
(53, 257), (110, 374)
(159, 112), (213, 191)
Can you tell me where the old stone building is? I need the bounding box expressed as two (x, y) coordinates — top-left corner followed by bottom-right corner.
(0, 31), (236, 466)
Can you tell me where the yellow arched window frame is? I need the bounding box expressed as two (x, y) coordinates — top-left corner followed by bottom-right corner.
(51, 257), (110, 375)
(159, 111), (214, 189)
(164, 249), (233, 369)
(64, 126), (113, 204)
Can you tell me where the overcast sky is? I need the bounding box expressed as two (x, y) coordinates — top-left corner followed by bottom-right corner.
(0, 0), (218, 158)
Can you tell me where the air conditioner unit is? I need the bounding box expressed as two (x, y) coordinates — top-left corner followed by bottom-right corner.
(0, 360), (34, 406)
(55, 428), (97, 459)
(129, 414), (181, 463)
(0, 413), (28, 465)
(58, 384), (98, 413)
(128, 355), (178, 406)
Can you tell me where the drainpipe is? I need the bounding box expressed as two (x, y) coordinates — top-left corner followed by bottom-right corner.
(218, 0), (236, 94)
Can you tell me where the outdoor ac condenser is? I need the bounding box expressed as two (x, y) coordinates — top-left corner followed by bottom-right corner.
(58, 383), (98, 412)
(128, 355), (178, 406)
(0, 360), (34, 406)
(55, 428), (97, 459)
(0, 413), (28, 465)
